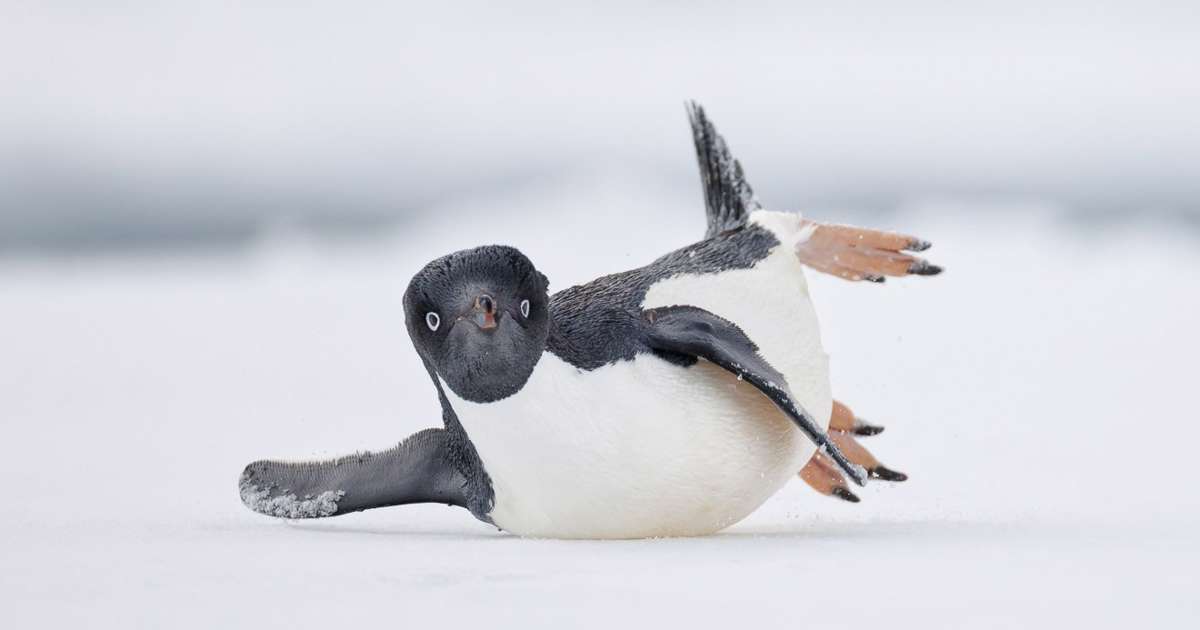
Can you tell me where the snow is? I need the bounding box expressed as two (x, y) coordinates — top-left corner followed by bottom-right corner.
(1, 174), (1197, 627)
(238, 475), (344, 519)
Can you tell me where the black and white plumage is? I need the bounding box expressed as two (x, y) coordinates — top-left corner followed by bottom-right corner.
(239, 103), (941, 538)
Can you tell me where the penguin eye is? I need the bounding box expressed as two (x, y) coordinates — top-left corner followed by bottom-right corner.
(519, 299), (530, 318)
(425, 312), (440, 332)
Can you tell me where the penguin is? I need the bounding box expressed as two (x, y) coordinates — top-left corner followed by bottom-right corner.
(238, 103), (942, 539)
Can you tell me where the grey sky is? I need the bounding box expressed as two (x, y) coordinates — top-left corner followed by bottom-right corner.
(3, 1), (1198, 251)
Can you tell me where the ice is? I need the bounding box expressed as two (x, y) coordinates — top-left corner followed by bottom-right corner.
(1, 175), (1197, 628)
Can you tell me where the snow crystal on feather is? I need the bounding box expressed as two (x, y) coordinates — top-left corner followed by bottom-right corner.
(239, 473), (345, 519)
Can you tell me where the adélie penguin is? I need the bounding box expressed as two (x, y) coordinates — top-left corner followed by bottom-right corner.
(239, 103), (942, 539)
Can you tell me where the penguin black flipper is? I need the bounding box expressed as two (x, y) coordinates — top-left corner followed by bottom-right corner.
(644, 305), (868, 486)
(687, 101), (761, 238)
(239, 428), (469, 518)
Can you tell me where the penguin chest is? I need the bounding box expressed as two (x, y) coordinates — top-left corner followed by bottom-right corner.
(445, 354), (809, 539)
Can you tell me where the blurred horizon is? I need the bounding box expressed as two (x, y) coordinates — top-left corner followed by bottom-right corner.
(3, 1), (1199, 256)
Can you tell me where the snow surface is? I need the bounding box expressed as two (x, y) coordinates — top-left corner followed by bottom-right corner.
(2, 174), (1198, 627)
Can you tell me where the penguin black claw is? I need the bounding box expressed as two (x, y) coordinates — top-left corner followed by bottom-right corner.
(905, 238), (933, 252)
(831, 487), (861, 503)
(869, 465), (908, 482)
(853, 421), (885, 436)
(863, 274), (886, 283)
(908, 260), (943, 276)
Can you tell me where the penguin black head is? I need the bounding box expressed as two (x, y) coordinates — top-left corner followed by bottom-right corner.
(403, 245), (551, 403)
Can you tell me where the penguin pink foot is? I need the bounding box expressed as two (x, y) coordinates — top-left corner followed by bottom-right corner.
(800, 452), (861, 503)
(829, 399), (886, 436)
(795, 222), (942, 283)
(799, 400), (908, 502)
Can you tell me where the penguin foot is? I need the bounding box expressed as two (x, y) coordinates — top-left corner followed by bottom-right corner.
(829, 430), (908, 484)
(800, 401), (908, 502)
(800, 453), (860, 502)
(868, 465), (908, 482)
(830, 400), (886, 436)
(831, 486), (861, 503)
(795, 221), (942, 283)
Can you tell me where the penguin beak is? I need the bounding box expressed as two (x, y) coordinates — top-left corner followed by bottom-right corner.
(470, 294), (498, 330)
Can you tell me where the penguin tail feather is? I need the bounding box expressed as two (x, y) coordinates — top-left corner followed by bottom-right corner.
(686, 101), (762, 238)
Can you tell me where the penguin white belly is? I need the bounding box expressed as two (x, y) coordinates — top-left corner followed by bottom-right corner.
(447, 211), (832, 538)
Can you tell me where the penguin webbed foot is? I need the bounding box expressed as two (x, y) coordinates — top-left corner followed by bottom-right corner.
(800, 453), (861, 503)
(829, 408), (908, 485)
(831, 399), (886, 436)
(800, 400), (909, 502)
(795, 221), (943, 283)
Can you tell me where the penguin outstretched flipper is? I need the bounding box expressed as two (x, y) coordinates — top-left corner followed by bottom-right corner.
(644, 305), (868, 487)
(239, 428), (469, 519)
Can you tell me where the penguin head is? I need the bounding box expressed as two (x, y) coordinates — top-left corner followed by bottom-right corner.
(403, 245), (551, 403)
